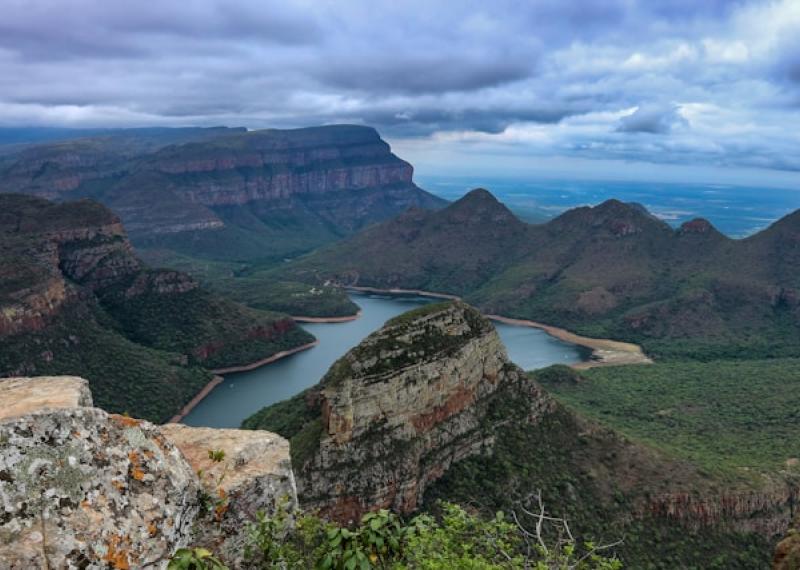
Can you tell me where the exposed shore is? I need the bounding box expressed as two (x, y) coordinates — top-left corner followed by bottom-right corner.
(169, 288), (650, 423)
(168, 375), (223, 424)
(165, 341), (319, 424)
(291, 310), (362, 323)
(209, 341), (319, 374)
(486, 315), (652, 369)
(348, 285), (652, 369)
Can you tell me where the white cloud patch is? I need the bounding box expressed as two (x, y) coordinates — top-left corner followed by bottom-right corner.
(0, 0), (799, 182)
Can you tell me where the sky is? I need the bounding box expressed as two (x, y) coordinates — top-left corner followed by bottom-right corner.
(2, 0), (800, 187)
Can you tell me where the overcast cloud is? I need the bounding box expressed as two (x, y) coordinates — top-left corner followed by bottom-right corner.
(2, 0), (800, 184)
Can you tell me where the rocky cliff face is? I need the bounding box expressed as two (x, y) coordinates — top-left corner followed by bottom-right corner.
(0, 194), (314, 422)
(774, 513), (800, 569)
(256, 301), (553, 523)
(0, 376), (296, 569)
(0, 125), (445, 250)
(148, 126), (416, 207)
(0, 196), (141, 337)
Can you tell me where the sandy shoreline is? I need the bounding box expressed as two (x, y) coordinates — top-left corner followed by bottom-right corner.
(168, 287), (650, 423)
(485, 314), (652, 369)
(209, 341), (319, 374)
(168, 375), (224, 424)
(348, 285), (652, 369)
(292, 310), (362, 323)
(165, 341), (319, 424)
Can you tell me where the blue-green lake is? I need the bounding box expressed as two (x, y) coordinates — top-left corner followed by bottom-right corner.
(182, 293), (585, 428)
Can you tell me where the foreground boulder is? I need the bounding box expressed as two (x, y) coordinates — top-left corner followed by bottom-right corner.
(0, 376), (296, 569)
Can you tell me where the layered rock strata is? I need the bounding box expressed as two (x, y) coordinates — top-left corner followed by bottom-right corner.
(291, 301), (553, 522)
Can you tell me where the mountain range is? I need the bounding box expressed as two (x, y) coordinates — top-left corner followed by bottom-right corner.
(0, 124), (446, 316)
(275, 187), (800, 360)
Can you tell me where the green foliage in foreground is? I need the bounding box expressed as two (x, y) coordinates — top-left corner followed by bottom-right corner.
(540, 360), (800, 481)
(176, 502), (622, 570)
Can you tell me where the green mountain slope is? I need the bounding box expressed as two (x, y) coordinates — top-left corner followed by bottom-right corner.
(275, 188), (800, 359)
(0, 194), (313, 421)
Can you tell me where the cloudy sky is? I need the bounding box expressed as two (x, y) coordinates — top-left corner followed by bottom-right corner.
(2, 0), (800, 186)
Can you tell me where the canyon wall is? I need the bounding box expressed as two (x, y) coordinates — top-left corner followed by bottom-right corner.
(0, 194), (313, 422)
(0, 125), (445, 242)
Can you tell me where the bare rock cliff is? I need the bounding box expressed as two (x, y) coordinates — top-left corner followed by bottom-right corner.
(293, 301), (553, 522)
(0, 376), (296, 569)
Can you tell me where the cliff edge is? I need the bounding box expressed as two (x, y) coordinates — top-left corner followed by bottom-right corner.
(0, 376), (296, 569)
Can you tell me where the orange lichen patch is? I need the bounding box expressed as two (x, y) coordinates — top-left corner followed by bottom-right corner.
(80, 499), (91, 509)
(71, 430), (82, 438)
(102, 535), (132, 570)
(214, 488), (229, 521)
(110, 414), (141, 428)
(127, 451), (146, 481)
(111, 479), (126, 492)
(142, 449), (155, 460)
(147, 522), (158, 537)
(411, 385), (476, 432)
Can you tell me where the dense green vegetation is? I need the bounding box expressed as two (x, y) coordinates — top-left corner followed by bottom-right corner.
(0, 194), (316, 422)
(176, 501), (622, 569)
(0, 302), (212, 422)
(99, 274), (315, 370)
(424, 371), (772, 569)
(211, 278), (359, 318)
(272, 189), (800, 361)
(539, 361), (800, 481)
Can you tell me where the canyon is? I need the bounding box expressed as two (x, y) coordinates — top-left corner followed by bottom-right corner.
(246, 301), (793, 567)
(0, 194), (312, 422)
(0, 125), (445, 260)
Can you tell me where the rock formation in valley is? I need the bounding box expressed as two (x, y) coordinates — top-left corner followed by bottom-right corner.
(0, 375), (296, 569)
(303, 301), (551, 521)
(246, 301), (795, 566)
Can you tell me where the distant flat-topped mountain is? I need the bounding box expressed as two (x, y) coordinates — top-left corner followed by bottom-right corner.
(0, 125), (445, 261)
(276, 188), (800, 359)
(0, 194), (313, 422)
(0, 125), (445, 316)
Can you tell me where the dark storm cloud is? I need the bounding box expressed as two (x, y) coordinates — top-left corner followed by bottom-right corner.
(0, 0), (799, 176)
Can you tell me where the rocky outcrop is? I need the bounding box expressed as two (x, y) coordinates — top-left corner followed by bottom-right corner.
(0, 376), (296, 569)
(288, 301), (553, 522)
(1, 125), (445, 247)
(160, 425), (297, 566)
(775, 513), (800, 569)
(646, 486), (797, 537)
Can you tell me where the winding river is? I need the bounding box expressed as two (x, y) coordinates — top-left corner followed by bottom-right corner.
(182, 293), (587, 428)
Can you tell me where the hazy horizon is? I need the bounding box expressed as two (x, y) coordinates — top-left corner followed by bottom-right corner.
(2, 0), (800, 189)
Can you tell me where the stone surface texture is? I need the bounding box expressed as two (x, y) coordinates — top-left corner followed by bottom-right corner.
(297, 301), (553, 522)
(0, 376), (296, 569)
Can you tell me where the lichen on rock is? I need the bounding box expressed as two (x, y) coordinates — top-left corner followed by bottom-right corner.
(0, 376), (297, 569)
